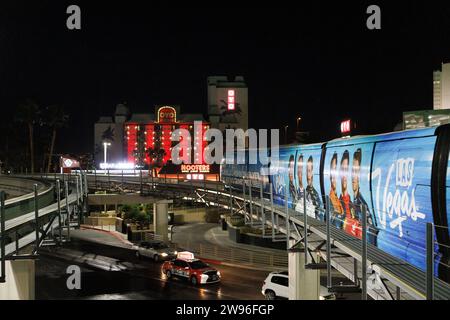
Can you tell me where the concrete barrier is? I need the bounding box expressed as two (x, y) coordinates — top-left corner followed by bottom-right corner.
(227, 223), (287, 250)
(0, 177), (54, 221)
(173, 208), (206, 224)
(0, 260), (35, 300)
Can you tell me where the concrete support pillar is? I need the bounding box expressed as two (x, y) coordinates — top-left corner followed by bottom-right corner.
(288, 240), (320, 300)
(154, 202), (168, 242)
(0, 260), (35, 300)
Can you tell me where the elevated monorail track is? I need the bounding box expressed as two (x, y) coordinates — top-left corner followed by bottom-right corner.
(82, 173), (450, 300)
(12, 173), (450, 300)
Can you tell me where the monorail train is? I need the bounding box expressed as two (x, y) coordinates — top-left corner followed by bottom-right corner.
(221, 125), (450, 281)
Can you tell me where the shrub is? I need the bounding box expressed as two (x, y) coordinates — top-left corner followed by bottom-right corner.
(119, 204), (133, 217)
(124, 206), (140, 221)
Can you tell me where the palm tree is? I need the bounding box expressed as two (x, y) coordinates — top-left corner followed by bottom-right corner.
(15, 99), (41, 174)
(44, 105), (69, 173)
(101, 126), (115, 142)
(132, 148), (146, 168)
(219, 99), (242, 117)
(146, 147), (166, 168)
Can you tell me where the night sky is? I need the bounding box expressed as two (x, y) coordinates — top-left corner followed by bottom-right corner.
(1, 1), (450, 155)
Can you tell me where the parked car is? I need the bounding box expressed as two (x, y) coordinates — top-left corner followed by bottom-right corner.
(162, 251), (221, 285)
(132, 241), (177, 262)
(261, 271), (336, 300)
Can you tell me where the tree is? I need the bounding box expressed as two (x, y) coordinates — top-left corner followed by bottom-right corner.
(44, 105), (69, 173)
(133, 148), (146, 168)
(101, 126), (115, 142)
(15, 99), (41, 174)
(146, 147), (166, 168)
(146, 124), (167, 173)
(123, 205), (140, 221)
(219, 99), (242, 118)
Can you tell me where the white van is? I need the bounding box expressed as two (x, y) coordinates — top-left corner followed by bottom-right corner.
(261, 271), (336, 300)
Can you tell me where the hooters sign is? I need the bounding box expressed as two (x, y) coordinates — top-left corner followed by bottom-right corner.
(181, 164), (211, 173)
(157, 106), (177, 123)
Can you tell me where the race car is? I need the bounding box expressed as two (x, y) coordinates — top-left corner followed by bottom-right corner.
(162, 252), (221, 285)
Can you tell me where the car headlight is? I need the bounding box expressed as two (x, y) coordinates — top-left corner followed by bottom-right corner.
(217, 271), (221, 277)
(161, 253), (168, 257)
(174, 251), (178, 255)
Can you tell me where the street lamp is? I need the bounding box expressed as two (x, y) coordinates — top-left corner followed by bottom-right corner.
(103, 142), (111, 165)
(296, 117), (302, 132)
(284, 125), (289, 144)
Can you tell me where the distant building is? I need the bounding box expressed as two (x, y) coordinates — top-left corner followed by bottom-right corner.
(124, 106), (209, 170)
(433, 62), (450, 110)
(94, 103), (129, 167)
(403, 62), (450, 130)
(403, 109), (450, 130)
(207, 76), (248, 133)
(93, 76), (249, 179)
(94, 104), (209, 174)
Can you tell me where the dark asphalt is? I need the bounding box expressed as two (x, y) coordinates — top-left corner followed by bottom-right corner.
(36, 239), (268, 300)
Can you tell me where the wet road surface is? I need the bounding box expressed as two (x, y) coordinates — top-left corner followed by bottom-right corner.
(36, 239), (268, 300)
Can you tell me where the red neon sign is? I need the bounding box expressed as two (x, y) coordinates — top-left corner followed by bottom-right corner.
(228, 90), (235, 110)
(181, 164), (210, 173)
(340, 120), (351, 134)
(157, 106), (177, 123)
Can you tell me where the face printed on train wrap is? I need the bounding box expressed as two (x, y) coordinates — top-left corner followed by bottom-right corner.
(297, 154), (304, 190)
(330, 153), (338, 192)
(340, 151), (349, 196)
(352, 149), (361, 198)
(306, 156), (313, 187)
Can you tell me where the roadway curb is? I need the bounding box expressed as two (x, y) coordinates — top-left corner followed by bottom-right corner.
(80, 225), (133, 246)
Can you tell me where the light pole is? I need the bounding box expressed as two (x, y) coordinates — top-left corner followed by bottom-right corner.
(284, 125), (289, 144)
(296, 117), (302, 132)
(103, 142), (111, 165)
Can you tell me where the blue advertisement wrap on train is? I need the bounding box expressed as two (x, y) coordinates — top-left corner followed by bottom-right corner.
(246, 148), (271, 194)
(447, 150), (450, 238)
(323, 144), (377, 243)
(371, 135), (440, 273)
(271, 145), (323, 220)
(221, 149), (271, 194)
(220, 150), (247, 188)
(220, 125), (450, 280)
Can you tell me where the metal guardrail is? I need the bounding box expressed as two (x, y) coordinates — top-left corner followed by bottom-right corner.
(176, 240), (288, 269)
(1, 179), (55, 221)
(1, 175), (86, 283)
